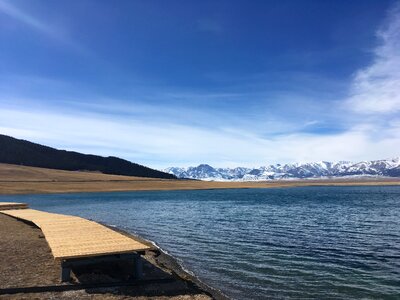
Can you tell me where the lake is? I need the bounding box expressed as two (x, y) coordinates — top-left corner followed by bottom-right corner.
(2, 186), (400, 299)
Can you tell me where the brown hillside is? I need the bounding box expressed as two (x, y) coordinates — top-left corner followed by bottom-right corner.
(0, 163), (399, 195)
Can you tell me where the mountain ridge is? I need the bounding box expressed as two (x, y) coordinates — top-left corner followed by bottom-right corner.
(165, 158), (400, 181)
(0, 134), (176, 179)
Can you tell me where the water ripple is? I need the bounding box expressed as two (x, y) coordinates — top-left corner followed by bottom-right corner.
(2, 186), (400, 300)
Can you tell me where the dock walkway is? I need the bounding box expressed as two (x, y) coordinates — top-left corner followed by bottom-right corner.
(0, 202), (28, 210)
(0, 204), (150, 281)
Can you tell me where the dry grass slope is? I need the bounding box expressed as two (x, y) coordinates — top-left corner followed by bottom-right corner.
(0, 163), (399, 195)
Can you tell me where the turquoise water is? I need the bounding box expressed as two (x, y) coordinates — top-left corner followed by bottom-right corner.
(1, 186), (400, 299)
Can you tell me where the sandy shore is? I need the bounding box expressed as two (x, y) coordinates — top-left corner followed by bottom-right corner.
(1, 163), (399, 195)
(0, 213), (228, 300)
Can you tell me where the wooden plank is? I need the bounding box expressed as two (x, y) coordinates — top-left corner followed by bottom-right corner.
(0, 202), (28, 210)
(0, 208), (150, 260)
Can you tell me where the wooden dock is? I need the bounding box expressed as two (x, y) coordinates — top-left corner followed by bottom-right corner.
(0, 203), (150, 281)
(0, 202), (28, 210)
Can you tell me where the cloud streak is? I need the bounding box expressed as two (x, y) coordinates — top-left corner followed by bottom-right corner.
(346, 2), (400, 114)
(0, 0), (51, 33)
(0, 2), (399, 168)
(0, 0), (90, 55)
(0, 104), (399, 168)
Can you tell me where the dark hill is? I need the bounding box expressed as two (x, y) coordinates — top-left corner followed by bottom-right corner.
(0, 134), (176, 179)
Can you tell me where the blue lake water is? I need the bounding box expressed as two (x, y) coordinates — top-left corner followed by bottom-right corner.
(1, 186), (400, 299)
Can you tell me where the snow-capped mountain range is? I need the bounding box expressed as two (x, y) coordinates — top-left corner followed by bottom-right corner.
(164, 158), (400, 181)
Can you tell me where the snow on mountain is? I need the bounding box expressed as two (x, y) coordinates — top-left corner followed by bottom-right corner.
(164, 158), (400, 181)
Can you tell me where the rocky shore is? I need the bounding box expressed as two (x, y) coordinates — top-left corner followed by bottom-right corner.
(0, 213), (229, 300)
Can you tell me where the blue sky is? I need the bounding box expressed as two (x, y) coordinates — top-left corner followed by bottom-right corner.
(0, 0), (399, 168)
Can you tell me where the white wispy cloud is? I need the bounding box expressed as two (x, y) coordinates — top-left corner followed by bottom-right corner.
(346, 2), (400, 114)
(0, 104), (399, 168)
(0, 0), (51, 33)
(0, 3), (399, 168)
(0, 0), (90, 55)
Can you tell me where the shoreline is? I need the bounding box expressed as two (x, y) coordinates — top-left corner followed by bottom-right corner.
(1, 181), (400, 196)
(1, 163), (400, 195)
(103, 223), (230, 300)
(0, 212), (228, 299)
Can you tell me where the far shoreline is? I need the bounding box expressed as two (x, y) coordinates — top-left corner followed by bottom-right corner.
(0, 163), (399, 195)
(2, 182), (400, 197)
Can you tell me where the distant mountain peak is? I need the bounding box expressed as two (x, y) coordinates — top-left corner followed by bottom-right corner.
(196, 164), (214, 169)
(165, 158), (400, 181)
